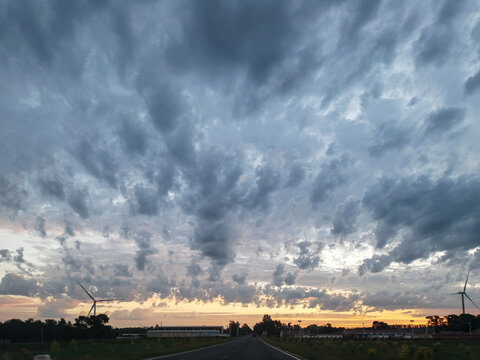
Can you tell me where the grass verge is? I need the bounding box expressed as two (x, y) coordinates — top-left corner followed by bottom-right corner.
(0, 336), (232, 360)
(262, 337), (480, 360)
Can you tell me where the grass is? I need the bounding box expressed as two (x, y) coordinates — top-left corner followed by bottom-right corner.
(0, 336), (231, 360)
(263, 337), (480, 360)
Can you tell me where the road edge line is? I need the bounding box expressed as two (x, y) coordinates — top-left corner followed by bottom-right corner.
(260, 338), (305, 360)
(144, 337), (238, 360)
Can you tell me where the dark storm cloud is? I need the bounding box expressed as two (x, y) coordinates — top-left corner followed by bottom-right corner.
(0, 248), (35, 275)
(436, 0), (464, 24)
(132, 230), (156, 271)
(192, 222), (234, 267)
(118, 120), (148, 155)
(113, 264), (132, 278)
(331, 198), (360, 236)
(414, 27), (453, 67)
(265, 286), (359, 311)
(464, 69), (480, 95)
(144, 84), (183, 134)
(247, 165), (280, 210)
(132, 184), (158, 216)
(232, 273), (247, 285)
(361, 175), (480, 273)
(413, 0), (467, 68)
(167, 0), (314, 84)
(0, 273), (39, 297)
(341, 0), (381, 44)
(293, 241), (320, 270)
(0, 175), (27, 212)
(38, 176), (65, 200)
(75, 140), (118, 188)
(362, 290), (426, 310)
(285, 163), (306, 188)
(68, 188), (89, 219)
(368, 123), (410, 157)
(272, 264), (286, 287)
(180, 151), (245, 268)
(424, 107), (465, 134)
(35, 215), (47, 237)
(0, 249), (11, 262)
(187, 260), (203, 278)
(145, 270), (174, 299)
(311, 157), (349, 204)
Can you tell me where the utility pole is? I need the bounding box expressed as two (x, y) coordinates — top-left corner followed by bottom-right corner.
(41, 327), (44, 343)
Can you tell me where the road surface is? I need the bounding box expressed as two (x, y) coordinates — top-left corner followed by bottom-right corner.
(146, 336), (302, 360)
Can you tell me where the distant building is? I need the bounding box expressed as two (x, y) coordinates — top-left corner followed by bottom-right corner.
(147, 326), (224, 338)
(116, 333), (142, 339)
(306, 334), (343, 339)
(345, 328), (412, 339)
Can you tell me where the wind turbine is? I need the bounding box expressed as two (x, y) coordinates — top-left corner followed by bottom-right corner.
(78, 282), (123, 317)
(451, 272), (480, 314)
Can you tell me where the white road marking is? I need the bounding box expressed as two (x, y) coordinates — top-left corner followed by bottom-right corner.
(260, 338), (304, 360)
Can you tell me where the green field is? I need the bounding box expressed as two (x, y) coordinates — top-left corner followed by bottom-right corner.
(264, 337), (480, 360)
(0, 337), (231, 360)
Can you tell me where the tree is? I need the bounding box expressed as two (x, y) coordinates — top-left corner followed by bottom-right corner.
(239, 323), (252, 336)
(372, 321), (390, 329)
(253, 315), (285, 336)
(228, 321), (240, 337)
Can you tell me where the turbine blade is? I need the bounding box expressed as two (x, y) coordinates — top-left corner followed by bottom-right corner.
(96, 298), (123, 302)
(77, 281), (95, 301)
(464, 292), (480, 311)
(451, 292), (462, 295)
(87, 303), (95, 316)
(464, 271), (470, 292)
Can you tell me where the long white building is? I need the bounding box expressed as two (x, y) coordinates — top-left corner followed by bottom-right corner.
(147, 326), (224, 338)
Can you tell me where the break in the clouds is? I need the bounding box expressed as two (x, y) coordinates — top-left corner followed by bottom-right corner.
(0, 0), (480, 320)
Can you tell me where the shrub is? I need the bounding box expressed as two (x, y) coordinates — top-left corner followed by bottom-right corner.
(69, 339), (79, 350)
(414, 346), (433, 360)
(399, 344), (410, 358)
(50, 340), (61, 352)
(367, 348), (377, 359)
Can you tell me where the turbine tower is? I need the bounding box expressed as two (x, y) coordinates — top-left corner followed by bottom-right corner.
(451, 272), (480, 314)
(78, 282), (123, 317)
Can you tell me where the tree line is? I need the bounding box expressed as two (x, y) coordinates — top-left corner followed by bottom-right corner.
(0, 315), (114, 342)
(252, 315), (344, 336)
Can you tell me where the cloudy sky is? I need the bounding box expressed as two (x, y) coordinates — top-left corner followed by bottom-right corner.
(1, 0), (480, 328)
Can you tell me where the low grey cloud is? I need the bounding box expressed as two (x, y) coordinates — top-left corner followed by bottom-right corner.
(68, 189), (89, 219)
(285, 164), (306, 188)
(464, 70), (480, 95)
(368, 123), (410, 157)
(361, 175), (480, 273)
(311, 157), (349, 204)
(118, 120), (148, 155)
(113, 264), (132, 278)
(35, 215), (47, 237)
(0, 273), (39, 297)
(331, 198), (361, 236)
(38, 176), (65, 200)
(424, 107), (465, 134)
(293, 241), (320, 271)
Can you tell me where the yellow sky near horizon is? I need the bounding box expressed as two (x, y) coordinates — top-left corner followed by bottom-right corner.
(0, 294), (463, 329)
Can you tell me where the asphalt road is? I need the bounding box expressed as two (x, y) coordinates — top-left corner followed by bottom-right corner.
(147, 336), (302, 360)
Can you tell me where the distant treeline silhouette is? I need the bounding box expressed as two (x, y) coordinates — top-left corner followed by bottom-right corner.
(2, 313), (480, 343)
(253, 315), (344, 336)
(0, 315), (121, 342)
